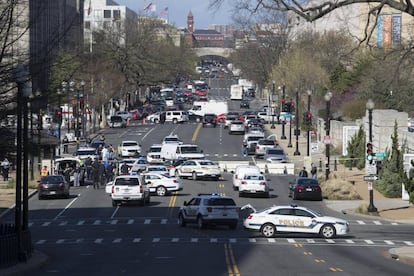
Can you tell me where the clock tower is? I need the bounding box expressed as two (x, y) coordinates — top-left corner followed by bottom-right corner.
(187, 11), (194, 33)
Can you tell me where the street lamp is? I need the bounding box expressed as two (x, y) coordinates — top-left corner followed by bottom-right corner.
(324, 90), (333, 180)
(366, 98), (377, 212)
(271, 81), (276, 129)
(62, 81), (69, 134)
(280, 85), (287, 139)
(306, 89), (312, 156)
(287, 98), (293, 148)
(57, 89), (63, 155)
(80, 80), (86, 141)
(293, 90), (300, 155)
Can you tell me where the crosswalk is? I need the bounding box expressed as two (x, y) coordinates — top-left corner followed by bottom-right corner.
(20, 218), (404, 228)
(33, 237), (414, 247)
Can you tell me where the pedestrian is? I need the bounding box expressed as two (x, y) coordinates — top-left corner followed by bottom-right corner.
(73, 164), (81, 187)
(63, 164), (72, 183)
(84, 157), (92, 180)
(298, 166), (308, 177)
(311, 163), (317, 179)
(41, 165), (50, 177)
(120, 162), (129, 175)
(98, 161), (106, 187)
(63, 136), (69, 154)
(106, 162), (115, 182)
(92, 158), (100, 189)
(102, 146), (109, 163)
(1, 158), (10, 181)
(160, 112), (166, 124)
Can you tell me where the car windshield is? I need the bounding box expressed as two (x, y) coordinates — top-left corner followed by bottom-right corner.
(247, 136), (263, 142)
(123, 142), (138, 147)
(267, 149), (285, 155)
(111, 116), (123, 122)
(149, 147), (161, 153)
(181, 146), (201, 153)
(260, 140), (275, 145)
(115, 177), (139, 186)
(199, 161), (217, 166)
(40, 175), (65, 183)
(297, 178), (319, 186)
(205, 198), (236, 206)
(232, 121), (244, 125)
(164, 137), (179, 142)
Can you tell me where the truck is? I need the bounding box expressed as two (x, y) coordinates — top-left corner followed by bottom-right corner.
(161, 143), (205, 161)
(230, 84), (243, 100)
(190, 100), (228, 117)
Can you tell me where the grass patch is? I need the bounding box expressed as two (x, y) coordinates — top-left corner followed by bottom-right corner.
(320, 177), (361, 200)
(1, 178), (38, 189)
(354, 202), (369, 215)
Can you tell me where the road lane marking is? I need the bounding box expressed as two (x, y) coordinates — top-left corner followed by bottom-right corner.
(404, 241), (414, 245)
(42, 222), (51, 227)
(93, 220), (101, 225)
(127, 219), (134, 224)
(113, 238), (122, 243)
(53, 196), (78, 220)
(384, 240), (395, 245)
(110, 206), (119, 219)
(373, 220), (381, 225)
(133, 238), (141, 243)
(364, 240), (374, 244)
(77, 220), (85, 225)
(224, 243), (240, 276)
(140, 127), (156, 141)
(191, 123), (202, 143)
(95, 238), (103, 243)
(144, 219), (151, 224)
(357, 220), (365, 225)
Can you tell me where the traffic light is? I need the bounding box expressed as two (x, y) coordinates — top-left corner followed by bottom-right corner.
(303, 112), (312, 126)
(79, 97), (84, 110)
(366, 142), (375, 164)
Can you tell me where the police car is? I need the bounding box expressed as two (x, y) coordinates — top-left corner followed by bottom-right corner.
(242, 204), (349, 239)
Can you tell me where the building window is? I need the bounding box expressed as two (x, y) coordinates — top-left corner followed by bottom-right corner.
(104, 10), (111, 18)
(113, 10), (121, 20)
(85, 21), (91, 30)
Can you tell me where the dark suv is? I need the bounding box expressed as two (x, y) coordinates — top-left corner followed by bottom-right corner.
(202, 113), (217, 127)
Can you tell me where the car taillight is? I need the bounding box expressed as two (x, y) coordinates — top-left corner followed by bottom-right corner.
(314, 186), (321, 191)
(296, 185), (304, 191)
(256, 145), (259, 149)
(39, 183), (45, 188)
(112, 186), (115, 193)
(59, 182), (65, 188)
(207, 207), (212, 212)
(140, 186), (143, 193)
(246, 214), (253, 220)
(241, 181), (247, 185)
(173, 179), (178, 183)
(260, 182), (267, 186)
(235, 175), (238, 179)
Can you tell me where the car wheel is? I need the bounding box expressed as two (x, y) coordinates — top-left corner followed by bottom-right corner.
(261, 223), (276, 237)
(178, 213), (186, 227)
(197, 215), (205, 229)
(233, 185), (238, 191)
(320, 224), (336, 239)
(112, 200), (118, 207)
(228, 131), (232, 135)
(156, 186), (167, 196)
(154, 119), (159, 124)
(173, 118), (178, 124)
(192, 172), (197, 181)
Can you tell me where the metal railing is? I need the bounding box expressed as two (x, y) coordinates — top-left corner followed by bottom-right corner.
(0, 223), (33, 268)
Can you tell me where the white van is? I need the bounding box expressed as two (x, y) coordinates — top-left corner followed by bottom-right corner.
(165, 111), (188, 123)
(161, 144), (205, 161)
(232, 165), (261, 191)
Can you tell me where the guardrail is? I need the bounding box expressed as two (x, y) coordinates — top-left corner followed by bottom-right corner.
(0, 224), (33, 268)
(218, 161), (295, 175)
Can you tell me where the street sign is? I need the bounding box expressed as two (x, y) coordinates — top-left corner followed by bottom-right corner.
(363, 175), (378, 181)
(375, 152), (388, 159)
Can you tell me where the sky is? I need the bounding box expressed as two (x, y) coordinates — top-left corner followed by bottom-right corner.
(114, 0), (234, 29)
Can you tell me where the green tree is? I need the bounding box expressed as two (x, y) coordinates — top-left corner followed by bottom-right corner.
(375, 122), (404, 197)
(343, 125), (365, 169)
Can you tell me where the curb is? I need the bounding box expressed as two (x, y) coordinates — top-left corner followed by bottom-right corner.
(0, 250), (49, 276)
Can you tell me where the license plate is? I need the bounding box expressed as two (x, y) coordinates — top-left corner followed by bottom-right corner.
(250, 190), (256, 193)
(50, 191), (56, 195)
(306, 188), (312, 192)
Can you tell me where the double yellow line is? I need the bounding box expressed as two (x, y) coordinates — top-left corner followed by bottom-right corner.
(192, 123), (202, 143)
(167, 191), (178, 217)
(224, 243), (240, 276)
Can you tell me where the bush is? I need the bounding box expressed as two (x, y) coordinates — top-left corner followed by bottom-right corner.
(320, 177), (361, 200)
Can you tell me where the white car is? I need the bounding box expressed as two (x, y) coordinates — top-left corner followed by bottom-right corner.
(146, 144), (163, 163)
(228, 120), (245, 135)
(115, 111), (133, 121)
(147, 112), (161, 123)
(118, 140), (141, 157)
(144, 165), (169, 175)
(174, 159), (221, 180)
(232, 165), (261, 191)
(109, 175), (150, 206)
(142, 173), (183, 196)
(242, 204), (350, 239)
(162, 134), (182, 145)
(238, 174), (269, 198)
(75, 147), (99, 160)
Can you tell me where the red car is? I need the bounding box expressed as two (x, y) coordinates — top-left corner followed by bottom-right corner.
(183, 90), (193, 96)
(195, 89), (208, 97)
(216, 113), (226, 123)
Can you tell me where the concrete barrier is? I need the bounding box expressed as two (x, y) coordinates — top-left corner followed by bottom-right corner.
(218, 161), (294, 175)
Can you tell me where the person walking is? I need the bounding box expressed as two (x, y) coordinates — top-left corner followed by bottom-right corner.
(106, 162), (115, 182)
(1, 158), (10, 181)
(311, 163), (317, 179)
(98, 161), (106, 187)
(298, 167), (308, 177)
(92, 159), (100, 189)
(73, 164), (81, 187)
(120, 162), (129, 175)
(41, 165), (50, 177)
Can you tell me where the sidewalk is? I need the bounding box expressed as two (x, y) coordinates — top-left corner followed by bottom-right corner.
(262, 115), (414, 264)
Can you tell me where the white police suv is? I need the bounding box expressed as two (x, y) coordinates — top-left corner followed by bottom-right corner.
(242, 204), (349, 239)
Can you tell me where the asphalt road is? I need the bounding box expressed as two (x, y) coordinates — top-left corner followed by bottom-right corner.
(1, 80), (413, 275)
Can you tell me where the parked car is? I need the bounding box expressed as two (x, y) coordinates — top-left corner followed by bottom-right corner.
(108, 175), (150, 206)
(289, 177), (323, 201)
(263, 148), (287, 163)
(174, 159), (221, 180)
(142, 173), (183, 196)
(118, 141), (141, 158)
(238, 173), (269, 198)
(178, 193), (239, 229)
(144, 165), (169, 175)
(109, 115), (127, 128)
(115, 111), (133, 121)
(242, 204), (349, 238)
(37, 174), (70, 199)
(202, 113), (217, 127)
